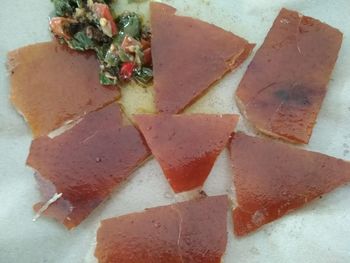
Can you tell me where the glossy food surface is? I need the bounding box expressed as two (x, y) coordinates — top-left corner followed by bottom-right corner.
(151, 2), (254, 114)
(135, 114), (239, 193)
(95, 195), (228, 263)
(27, 103), (150, 229)
(235, 8), (343, 144)
(229, 132), (350, 236)
(8, 41), (120, 137)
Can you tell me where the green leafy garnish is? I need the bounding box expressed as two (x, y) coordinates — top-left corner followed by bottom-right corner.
(113, 31), (126, 45)
(52, 0), (79, 17)
(117, 12), (141, 39)
(95, 44), (110, 61)
(99, 72), (117, 85)
(69, 31), (95, 51)
(104, 49), (119, 67)
(118, 48), (133, 62)
(134, 67), (153, 84)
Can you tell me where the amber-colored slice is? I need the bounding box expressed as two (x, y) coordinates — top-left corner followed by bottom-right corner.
(235, 9), (343, 144)
(151, 2), (254, 114)
(8, 41), (120, 137)
(27, 103), (150, 229)
(229, 132), (350, 236)
(95, 195), (228, 263)
(135, 114), (238, 193)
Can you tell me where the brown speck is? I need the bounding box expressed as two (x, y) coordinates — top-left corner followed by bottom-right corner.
(199, 190), (208, 197)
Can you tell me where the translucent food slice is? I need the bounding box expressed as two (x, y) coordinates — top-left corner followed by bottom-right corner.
(235, 8), (343, 144)
(8, 41), (120, 137)
(151, 2), (254, 114)
(27, 103), (150, 229)
(135, 114), (238, 193)
(95, 195), (228, 263)
(229, 132), (350, 236)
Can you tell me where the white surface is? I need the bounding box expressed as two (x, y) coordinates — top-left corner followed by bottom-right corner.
(1, 0), (350, 262)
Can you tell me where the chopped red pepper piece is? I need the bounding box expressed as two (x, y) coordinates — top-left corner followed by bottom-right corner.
(92, 3), (118, 36)
(49, 17), (77, 40)
(141, 38), (151, 50)
(143, 48), (152, 66)
(121, 35), (141, 53)
(119, 62), (135, 80)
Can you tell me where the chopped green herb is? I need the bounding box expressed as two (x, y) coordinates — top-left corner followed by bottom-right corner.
(52, 0), (79, 17)
(104, 49), (119, 67)
(95, 44), (110, 61)
(118, 48), (133, 62)
(134, 67), (153, 84)
(134, 46), (144, 66)
(69, 31), (95, 51)
(99, 71), (117, 85)
(117, 12), (141, 39)
(113, 31), (126, 45)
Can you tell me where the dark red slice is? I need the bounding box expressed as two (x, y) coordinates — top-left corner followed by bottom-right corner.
(8, 41), (119, 137)
(95, 195), (228, 263)
(27, 103), (150, 229)
(134, 114), (239, 193)
(229, 132), (350, 236)
(151, 2), (254, 114)
(235, 8), (343, 144)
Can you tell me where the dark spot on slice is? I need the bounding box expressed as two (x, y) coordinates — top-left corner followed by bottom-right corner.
(274, 85), (311, 106)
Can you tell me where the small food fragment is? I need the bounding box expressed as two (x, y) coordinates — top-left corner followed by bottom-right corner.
(27, 103), (150, 229)
(8, 41), (119, 137)
(135, 114), (239, 193)
(150, 2), (254, 113)
(235, 8), (343, 144)
(95, 195), (228, 263)
(229, 132), (350, 236)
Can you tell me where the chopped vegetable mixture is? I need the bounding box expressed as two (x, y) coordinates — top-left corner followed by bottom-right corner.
(50, 0), (153, 86)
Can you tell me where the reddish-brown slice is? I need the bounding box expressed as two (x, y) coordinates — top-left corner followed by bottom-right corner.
(135, 114), (239, 193)
(95, 195), (228, 263)
(151, 2), (254, 114)
(8, 41), (119, 137)
(235, 8), (343, 144)
(27, 103), (150, 229)
(229, 132), (350, 236)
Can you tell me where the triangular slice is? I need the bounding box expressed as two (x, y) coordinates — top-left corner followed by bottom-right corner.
(95, 195), (228, 263)
(229, 132), (350, 236)
(8, 41), (120, 137)
(235, 8), (343, 144)
(151, 2), (254, 113)
(135, 114), (238, 193)
(27, 103), (150, 229)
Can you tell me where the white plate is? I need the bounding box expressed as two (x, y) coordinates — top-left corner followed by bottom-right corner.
(1, 0), (350, 262)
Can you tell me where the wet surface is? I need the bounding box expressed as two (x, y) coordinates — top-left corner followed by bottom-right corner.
(151, 2), (254, 114)
(95, 195), (228, 263)
(8, 41), (120, 137)
(27, 103), (150, 228)
(134, 114), (239, 193)
(229, 132), (350, 236)
(235, 8), (343, 144)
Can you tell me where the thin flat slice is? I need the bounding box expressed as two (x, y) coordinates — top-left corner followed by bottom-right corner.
(8, 41), (120, 137)
(151, 2), (254, 114)
(27, 103), (150, 229)
(229, 132), (350, 236)
(135, 114), (238, 193)
(235, 8), (343, 144)
(95, 195), (228, 263)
